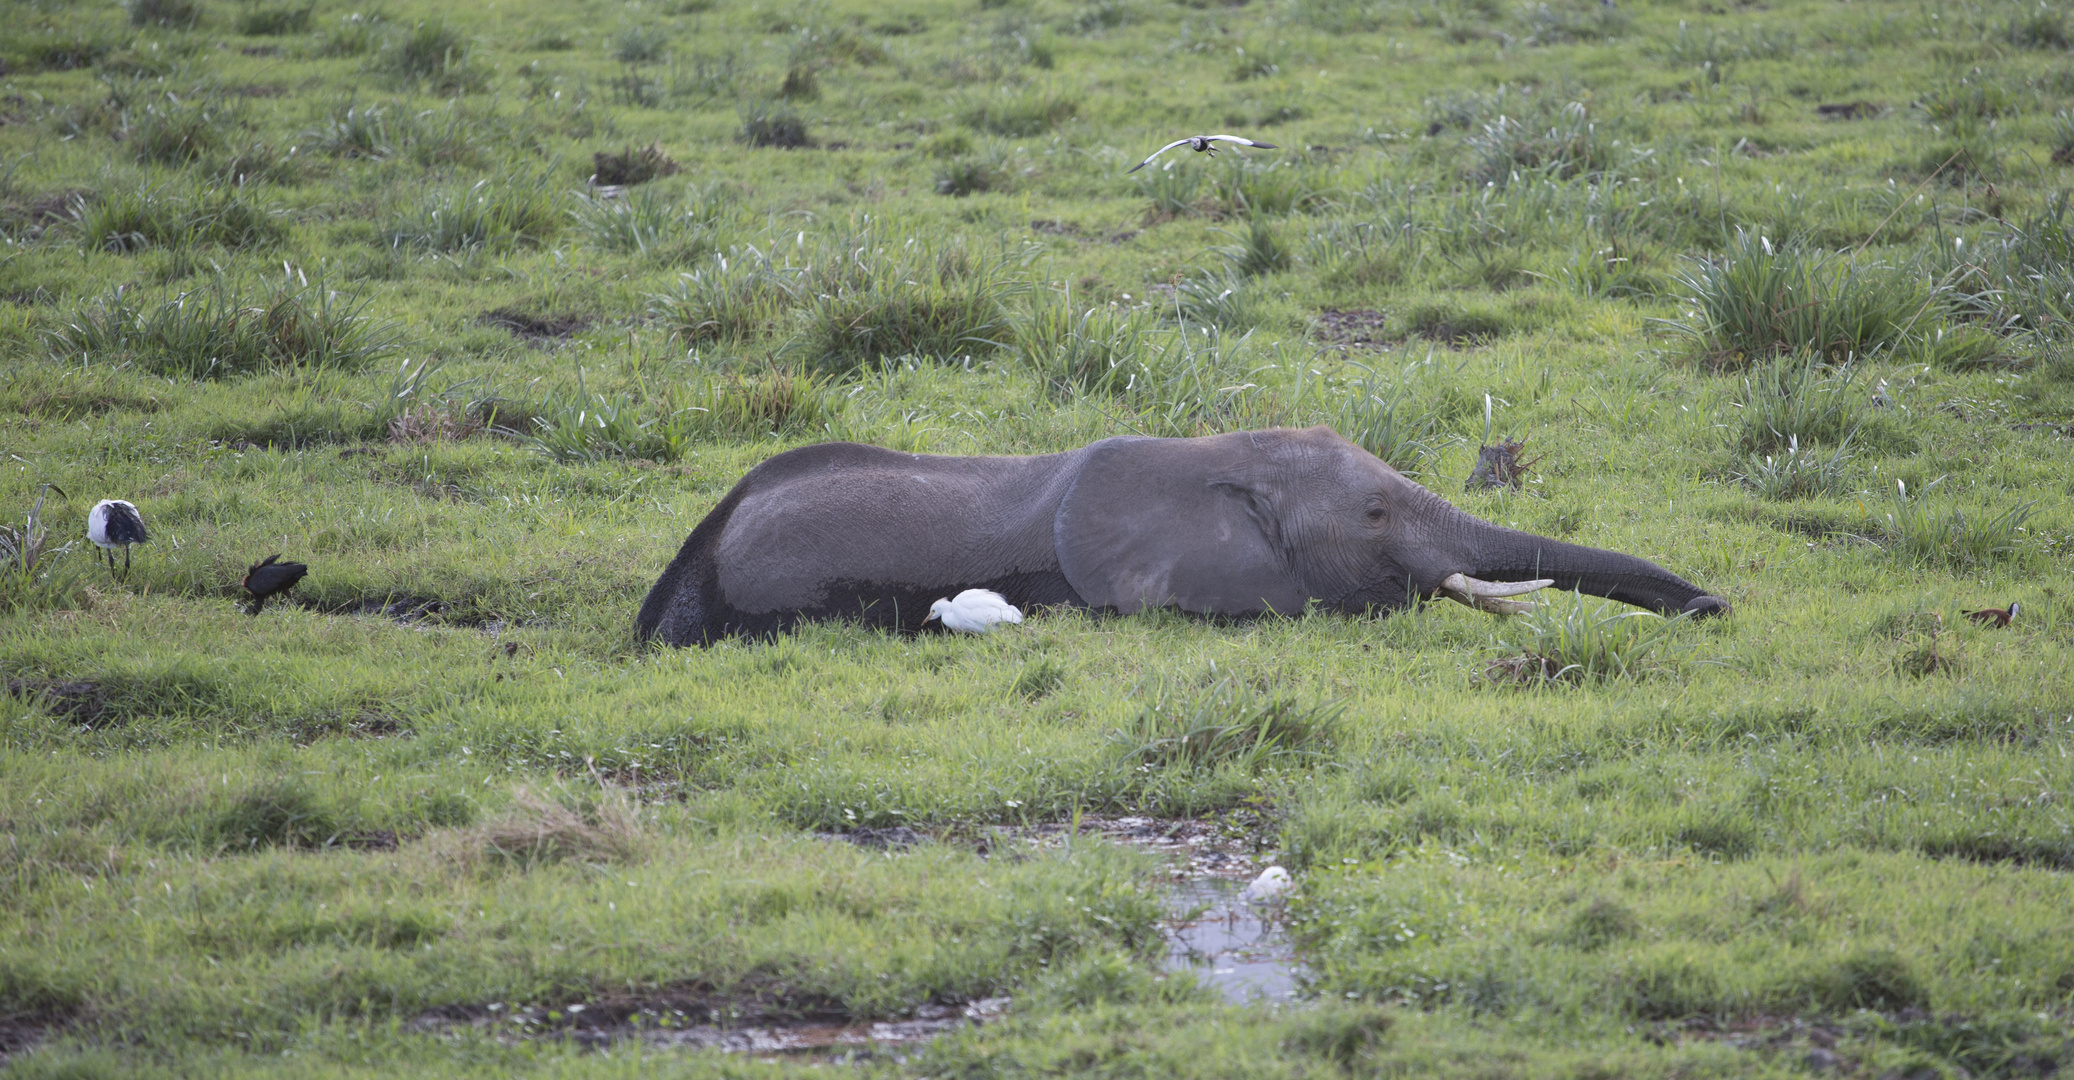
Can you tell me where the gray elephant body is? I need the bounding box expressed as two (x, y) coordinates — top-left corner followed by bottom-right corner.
(636, 427), (1726, 645)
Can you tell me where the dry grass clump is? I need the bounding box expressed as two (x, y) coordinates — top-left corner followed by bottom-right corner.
(387, 401), (484, 444)
(435, 782), (651, 868)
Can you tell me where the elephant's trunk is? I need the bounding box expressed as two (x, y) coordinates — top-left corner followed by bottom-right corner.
(1455, 520), (1729, 617)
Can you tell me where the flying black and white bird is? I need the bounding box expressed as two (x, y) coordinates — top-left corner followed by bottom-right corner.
(1126, 134), (1279, 174)
(241, 555), (309, 616)
(86, 499), (147, 581)
(924, 588), (1023, 634)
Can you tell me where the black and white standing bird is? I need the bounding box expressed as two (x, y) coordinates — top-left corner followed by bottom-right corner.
(86, 499), (147, 581)
(241, 555), (309, 616)
(1126, 134), (1279, 174)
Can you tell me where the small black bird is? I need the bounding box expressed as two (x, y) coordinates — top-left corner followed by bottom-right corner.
(241, 555), (309, 616)
(1965, 601), (2018, 628)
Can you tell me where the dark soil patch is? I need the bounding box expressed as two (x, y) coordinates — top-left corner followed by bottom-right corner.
(1030, 219), (1079, 236)
(410, 984), (1007, 1055)
(1311, 308), (1393, 351)
(478, 308), (593, 342)
(6, 679), (105, 725)
(321, 595), (493, 627)
(1918, 833), (2074, 871)
(239, 46), (282, 56)
(1815, 102), (1881, 120)
(590, 143), (682, 186)
(0, 189), (88, 239)
(2012, 421), (2074, 437)
(829, 826), (924, 851)
(0, 1012), (64, 1065)
(348, 829), (399, 851)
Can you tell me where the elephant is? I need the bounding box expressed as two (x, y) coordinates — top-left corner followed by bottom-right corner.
(635, 426), (1729, 646)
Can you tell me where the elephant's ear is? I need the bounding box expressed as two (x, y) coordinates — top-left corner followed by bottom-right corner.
(1055, 436), (1308, 615)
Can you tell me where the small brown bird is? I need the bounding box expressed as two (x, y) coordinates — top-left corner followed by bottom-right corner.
(242, 555), (309, 616)
(1965, 601), (2018, 628)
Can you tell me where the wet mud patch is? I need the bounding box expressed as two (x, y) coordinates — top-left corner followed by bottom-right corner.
(1815, 102), (1882, 120)
(319, 595), (499, 628)
(0, 1011), (63, 1066)
(6, 678), (105, 725)
(1658, 1009), (2071, 1078)
(824, 825), (925, 851)
(411, 990), (1009, 1057)
(477, 308), (595, 342)
(1311, 308), (1392, 351)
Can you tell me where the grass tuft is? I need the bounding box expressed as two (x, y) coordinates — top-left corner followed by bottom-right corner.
(1671, 231), (1931, 367)
(1329, 363), (1438, 472)
(386, 176), (561, 252)
(739, 103), (813, 148)
(1494, 591), (1690, 684)
(127, 0), (202, 28)
(1733, 434), (1855, 500)
(0, 485), (87, 614)
(1465, 101), (1612, 187)
(75, 184), (286, 253)
(1728, 356), (1862, 453)
(234, 0), (314, 35)
(792, 238), (1024, 374)
(453, 783), (650, 867)
(1881, 481), (2035, 569)
(664, 368), (830, 442)
(50, 275), (403, 377)
(382, 21), (489, 93)
(1110, 675), (1342, 773)
(964, 86), (1078, 136)
(569, 182), (724, 263)
(1015, 289), (1162, 396)
(213, 780), (341, 851)
(1214, 217), (1291, 277)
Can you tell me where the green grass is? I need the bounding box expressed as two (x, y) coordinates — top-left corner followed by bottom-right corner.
(3, 0), (2074, 1074)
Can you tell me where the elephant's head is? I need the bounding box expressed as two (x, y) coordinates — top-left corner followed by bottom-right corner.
(1054, 426), (1729, 619)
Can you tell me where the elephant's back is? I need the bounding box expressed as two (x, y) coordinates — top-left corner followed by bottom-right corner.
(714, 443), (1086, 615)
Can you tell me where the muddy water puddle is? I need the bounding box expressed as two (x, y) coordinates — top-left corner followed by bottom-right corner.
(1161, 876), (1303, 1002)
(1014, 815), (1307, 1003)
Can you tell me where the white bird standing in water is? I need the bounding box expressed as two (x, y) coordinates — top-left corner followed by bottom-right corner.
(925, 589), (1023, 634)
(1239, 865), (1292, 904)
(87, 499), (147, 581)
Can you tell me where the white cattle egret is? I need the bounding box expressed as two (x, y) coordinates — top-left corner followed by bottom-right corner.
(924, 589), (1023, 634)
(86, 499), (147, 581)
(1239, 865), (1292, 904)
(1127, 134), (1279, 174)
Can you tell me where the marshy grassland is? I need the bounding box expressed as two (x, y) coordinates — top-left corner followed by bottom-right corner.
(4, 0), (2074, 1073)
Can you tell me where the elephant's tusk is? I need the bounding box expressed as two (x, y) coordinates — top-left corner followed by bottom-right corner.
(1439, 572), (1555, 615)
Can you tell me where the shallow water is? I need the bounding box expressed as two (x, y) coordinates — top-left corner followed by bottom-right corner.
(1160, 876), (1304, 1003)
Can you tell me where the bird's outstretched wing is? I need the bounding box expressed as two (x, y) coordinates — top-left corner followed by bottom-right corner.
(1201, 134), (1278, 149)
(1126, 138), (1197, 174)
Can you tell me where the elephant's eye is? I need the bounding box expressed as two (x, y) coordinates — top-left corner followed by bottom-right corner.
(1365, 507), (1387, 522)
